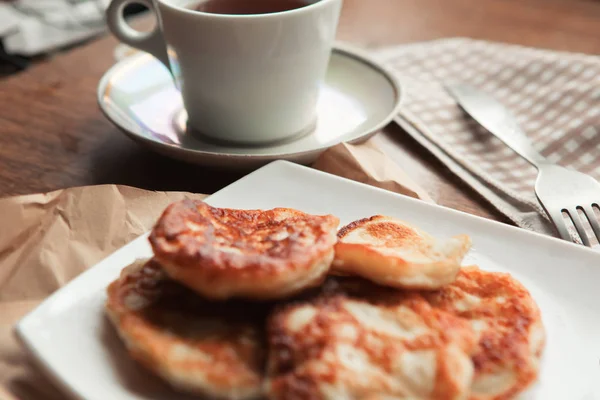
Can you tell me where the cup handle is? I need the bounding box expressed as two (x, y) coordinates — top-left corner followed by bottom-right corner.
(106, 0), (171, 70)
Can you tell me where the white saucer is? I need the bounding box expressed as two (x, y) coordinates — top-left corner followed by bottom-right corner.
(97, 44), (401, 168)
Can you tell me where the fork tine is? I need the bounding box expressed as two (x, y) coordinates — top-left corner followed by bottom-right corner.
(582, 206), (600, 244)
(567, 209), (591, 246)
(546, 208), (573, 242)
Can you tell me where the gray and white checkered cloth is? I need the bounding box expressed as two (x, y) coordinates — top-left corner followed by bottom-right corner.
(377, 38), (600, 237)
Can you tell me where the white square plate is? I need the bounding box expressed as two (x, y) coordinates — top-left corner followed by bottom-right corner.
(16, 161), (600, 400)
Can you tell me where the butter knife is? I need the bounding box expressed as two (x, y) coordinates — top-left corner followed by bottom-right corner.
(447, 83), (600, 246)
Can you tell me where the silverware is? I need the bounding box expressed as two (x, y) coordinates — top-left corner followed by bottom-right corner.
(447, 83), (600, 246)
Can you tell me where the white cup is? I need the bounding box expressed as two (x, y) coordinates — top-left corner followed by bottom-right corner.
(106, 0), (342, 144)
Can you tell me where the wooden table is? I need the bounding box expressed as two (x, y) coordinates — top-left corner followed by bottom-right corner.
(1, 0), (599, 222)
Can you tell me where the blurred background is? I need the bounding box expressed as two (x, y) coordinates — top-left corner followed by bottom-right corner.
(0, 0), (148, 76)
(1, 0), (599, 79)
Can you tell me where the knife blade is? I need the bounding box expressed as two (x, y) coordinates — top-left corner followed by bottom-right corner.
(445, 83), (546, 167)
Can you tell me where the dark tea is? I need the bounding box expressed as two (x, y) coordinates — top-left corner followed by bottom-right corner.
(188, 0), (313, 15)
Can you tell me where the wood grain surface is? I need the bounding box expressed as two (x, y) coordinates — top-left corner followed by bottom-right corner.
(1, 0), (600, 222)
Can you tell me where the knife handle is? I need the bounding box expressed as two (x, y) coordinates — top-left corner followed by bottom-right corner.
(492, 120), (547, 169)
(447, 84), (547, 169)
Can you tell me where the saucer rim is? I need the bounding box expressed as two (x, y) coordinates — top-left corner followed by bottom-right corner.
(97, 42), (402, 165)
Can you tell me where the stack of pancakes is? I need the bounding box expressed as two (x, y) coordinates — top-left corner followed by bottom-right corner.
(106, 200), (545, 400)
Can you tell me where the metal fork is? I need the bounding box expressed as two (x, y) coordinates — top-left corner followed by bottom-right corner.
(447, 83), (600, 246)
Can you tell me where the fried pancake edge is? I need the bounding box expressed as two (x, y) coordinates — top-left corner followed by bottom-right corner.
(149, 200), (339, 300)
(105, 258), (266, 400)
(265, 279), (478, 400)
(426, 266), (546, 400)
(334, 215), (471, 290)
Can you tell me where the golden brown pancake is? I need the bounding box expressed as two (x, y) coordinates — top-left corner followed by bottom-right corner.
(424, 267), (545, 400)
(105, 258), (269, 400)
(333, 216), (471, 290)
(266, 279), (478, 400)
(149, 200), (339, 300)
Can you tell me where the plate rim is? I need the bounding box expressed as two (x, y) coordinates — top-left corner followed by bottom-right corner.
(97, 42), (402, 163)
(14, 160), (600, 400)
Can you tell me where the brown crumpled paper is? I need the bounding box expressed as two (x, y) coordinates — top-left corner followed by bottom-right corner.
(0, 186), (207, 400)
(0, 141), (431, 400)
(314, 140), (433, 203)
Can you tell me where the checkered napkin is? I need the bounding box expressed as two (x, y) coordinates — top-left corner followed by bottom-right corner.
(376, 38), (600, 236)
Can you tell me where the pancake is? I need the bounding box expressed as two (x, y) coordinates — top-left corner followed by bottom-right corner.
(149, 200), (339, 300)
(105, 258), (268, 400)
(333, 216), (471, 290)
(265, 279), (478, 400)
(424, 267), (545, 400)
